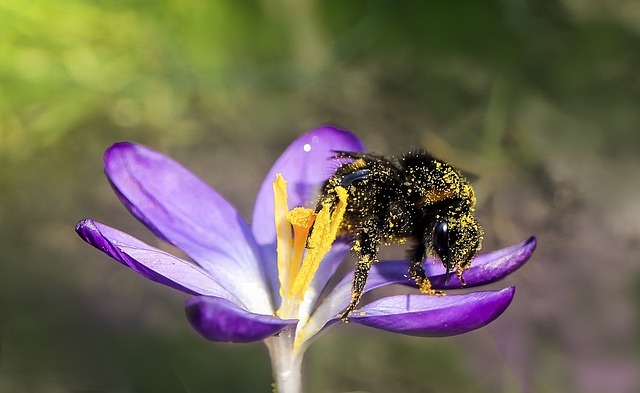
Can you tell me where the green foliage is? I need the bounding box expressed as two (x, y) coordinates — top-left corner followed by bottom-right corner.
(0, 0), (291, 160)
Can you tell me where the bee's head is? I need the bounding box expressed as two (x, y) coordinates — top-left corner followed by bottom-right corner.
(431, 207), (483, 282)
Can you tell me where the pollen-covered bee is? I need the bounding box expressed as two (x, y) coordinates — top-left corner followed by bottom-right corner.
(315, 150), (483, 320)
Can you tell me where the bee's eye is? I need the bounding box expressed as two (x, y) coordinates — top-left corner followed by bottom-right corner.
(340, 169), (371, 187)
(433, 220), (449, 258)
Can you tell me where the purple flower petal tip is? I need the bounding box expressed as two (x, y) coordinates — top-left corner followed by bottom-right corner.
(185, 296), (297, 343)
(427, 236), (536, 289)
(76, 218), (126, 262)
(75, 218), (166, 284)
(105, 141), (135, 156)
(338, 236), (535, 299)
(348, 286), (515, 337)
(75, 218), (237, 298)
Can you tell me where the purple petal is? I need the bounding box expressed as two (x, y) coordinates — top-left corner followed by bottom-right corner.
(347, 286), (515, 337)
(250, 127), (364, 301)
(75, 219), (239, 303)
(310, 237), (535, 331)
(185, 296), (297, 343)
(306, 240), (351, 299)
(425, 236), (537, 288)
(252, 127), (365, 239)
(104, 142), (272, 312)
(297, 240), (352, 321)
(362, 236), (536, 290)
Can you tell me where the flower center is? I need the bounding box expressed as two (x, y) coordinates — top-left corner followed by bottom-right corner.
(272, 173), (347, 319)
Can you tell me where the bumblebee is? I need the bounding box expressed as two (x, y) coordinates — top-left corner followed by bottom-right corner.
(314, 150), (483, 320)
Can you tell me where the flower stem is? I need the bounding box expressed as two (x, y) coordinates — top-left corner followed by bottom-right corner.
(265, 329), (305, 393)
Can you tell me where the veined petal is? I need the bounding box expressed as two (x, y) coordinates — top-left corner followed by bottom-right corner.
(104, 142), (271, 313)
(186, 296), (297, 343)
(307, 237), (535, 336)
(76, 219), (240, 303)
(251, 127), (364, 301)
(347, 287), (515, 337)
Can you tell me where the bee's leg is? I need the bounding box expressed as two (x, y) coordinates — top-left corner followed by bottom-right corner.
(408, 240), (442, 295)
(340, 235), (379, 321)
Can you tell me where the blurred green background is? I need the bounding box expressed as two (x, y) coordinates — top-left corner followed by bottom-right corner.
(1, 1), (639, 392)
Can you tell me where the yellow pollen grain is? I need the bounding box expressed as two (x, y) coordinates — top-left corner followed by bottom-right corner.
(422, 188), (456, 204)
(289, 186), (348, 302)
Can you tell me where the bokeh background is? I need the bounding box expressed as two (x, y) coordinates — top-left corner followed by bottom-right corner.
(1, 1), (639, 392)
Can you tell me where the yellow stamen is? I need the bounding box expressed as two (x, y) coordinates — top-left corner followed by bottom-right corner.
(290, 187), (347, 301)
(286, 207), (315, 296)
(272, 173), (348, 318)
(273, 174), (293, 301)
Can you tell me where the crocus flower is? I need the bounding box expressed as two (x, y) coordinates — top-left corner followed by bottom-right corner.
(76, 127), (536, 393)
